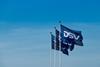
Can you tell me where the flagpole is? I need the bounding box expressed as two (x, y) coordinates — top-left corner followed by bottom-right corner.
(50, 32), (56, 67)
(54, 35), (56, 67)
(50, 32), (52, 67)
(59, 20), (62, 67)
(54, 26), (56, 67)
(54, 27), (57, 67)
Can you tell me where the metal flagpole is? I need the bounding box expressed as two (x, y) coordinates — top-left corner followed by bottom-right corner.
(54, 27), (57, 67)
(50, 32), (56, 67)
(54, 39), (56, 67)
(52, 28), (56, 67)
(59, 20), (62, 67)
(54, 28), (56, 67)
(50, 32), (51, 67)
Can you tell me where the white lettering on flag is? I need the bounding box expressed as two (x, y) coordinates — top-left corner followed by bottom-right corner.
(64, 31), (80, 40)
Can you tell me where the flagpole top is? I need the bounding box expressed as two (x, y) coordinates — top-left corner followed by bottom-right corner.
(59, 20), (62, 25)
(59, 20), (61, 23)
(50, 32), (52, 34)
(54, 26), (56, 29)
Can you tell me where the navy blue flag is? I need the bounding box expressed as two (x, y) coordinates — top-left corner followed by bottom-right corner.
(55, 29), (60, 50)
(51, 33), (55, 49)
(55, 29), (69, 55)
(51, 31), (59, 51)
(60, 24), (83, 47)
(51, 29), (69, 55)
(50, 24), (83, 56)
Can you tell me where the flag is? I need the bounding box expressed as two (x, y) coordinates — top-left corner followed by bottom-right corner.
(55, 29), (69, 55)
(51, 29), (69, 55)
(50, 31), (59, 51)
(51, 33), (55, 49)
(55, 29), (60, 50)
(60, 24), (83, 47)
(50, 23), (84, 56)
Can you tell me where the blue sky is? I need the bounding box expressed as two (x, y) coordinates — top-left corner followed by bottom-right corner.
(0, 0), (100, 67)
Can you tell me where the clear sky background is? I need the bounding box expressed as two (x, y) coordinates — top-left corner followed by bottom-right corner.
(0, 0), (100, 67)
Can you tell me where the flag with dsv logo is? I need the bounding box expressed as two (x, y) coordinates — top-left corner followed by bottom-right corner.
(51, 24), (83, 55)
(60, 24), (83, 47)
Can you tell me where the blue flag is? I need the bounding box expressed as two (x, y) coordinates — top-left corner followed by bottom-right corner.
(55, 29), (69, 55)
(51, 31), (59, 51)
(60, 24), (83, 46)
(50, 24), (84, 56)
(51, 33), (55, 49)
(51, 29), (69, 55)
(55, 29), (60, 50)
